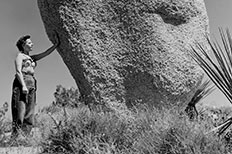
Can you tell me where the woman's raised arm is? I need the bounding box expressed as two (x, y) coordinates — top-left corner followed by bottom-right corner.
(31, 32), (60, 61)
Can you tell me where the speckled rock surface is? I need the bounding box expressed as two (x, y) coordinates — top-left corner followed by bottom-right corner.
(37, 0), (209, 110)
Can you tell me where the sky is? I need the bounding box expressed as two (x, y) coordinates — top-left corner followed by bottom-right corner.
(0, 0), (232, 117)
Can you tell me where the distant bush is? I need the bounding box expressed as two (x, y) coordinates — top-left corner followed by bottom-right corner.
(0, 102), (10, 144)
(53, 85), (81, 108)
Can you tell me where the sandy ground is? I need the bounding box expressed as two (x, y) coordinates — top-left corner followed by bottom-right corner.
(0, 147), (42, 154)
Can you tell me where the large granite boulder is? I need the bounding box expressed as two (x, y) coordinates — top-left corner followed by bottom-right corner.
(37, 0), (209, 110)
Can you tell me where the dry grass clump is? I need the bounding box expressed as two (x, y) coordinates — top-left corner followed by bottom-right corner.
(37, 104), (231, 154)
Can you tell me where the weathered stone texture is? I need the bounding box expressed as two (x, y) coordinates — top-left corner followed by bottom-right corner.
(37, 0), (209, 110)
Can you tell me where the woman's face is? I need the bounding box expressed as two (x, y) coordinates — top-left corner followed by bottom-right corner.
(23, 39), (33, 52)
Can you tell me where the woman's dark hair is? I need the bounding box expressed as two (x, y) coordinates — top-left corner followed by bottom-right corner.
(16, 35), (31, 52)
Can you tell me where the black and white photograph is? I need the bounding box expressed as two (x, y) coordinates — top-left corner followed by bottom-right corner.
(0, 0), (231, 153)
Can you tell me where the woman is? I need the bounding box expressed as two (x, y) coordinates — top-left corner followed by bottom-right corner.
(11, 32), (60, 137)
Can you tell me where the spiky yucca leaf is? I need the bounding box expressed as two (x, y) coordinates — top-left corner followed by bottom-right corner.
(188, 79), (215, 106)
(185, 80), (215, 120)
(190, 28), (232, 135)
(190, 28), (232, 105)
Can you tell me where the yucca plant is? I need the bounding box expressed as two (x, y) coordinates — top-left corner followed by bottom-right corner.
(185, 79), (215, 120)
(190, 28), (232, 135)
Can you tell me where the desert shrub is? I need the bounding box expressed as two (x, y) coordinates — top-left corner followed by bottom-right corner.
(40, 106), (136, 154)
(53, 85), (81, 108)
(38, 103), (231, 154)
(33, 85), (232, 153)
(131, 107), (228, 154)
(197, 106), (232, 149)
(197, 106), (232, 127)
(0, 102), (11, 145)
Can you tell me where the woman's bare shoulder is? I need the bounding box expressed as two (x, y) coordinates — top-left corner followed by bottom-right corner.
(16, 53), (31, 60)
